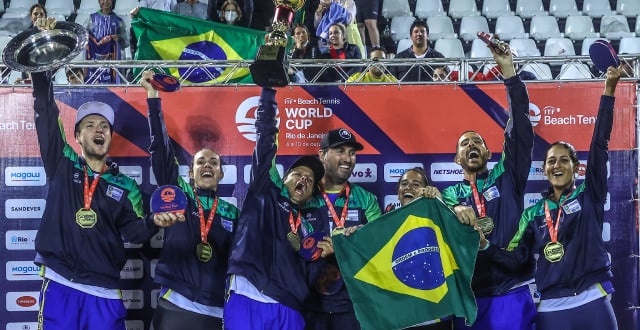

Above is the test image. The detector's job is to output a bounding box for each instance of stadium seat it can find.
[415,0,446,19]
[520,63,553,79]
[636,15,640,35]
[3,7,28,16]
[494,15,528,40]
[557,63,593,79]
[0,17,30,35]
[564,15,599,40]
[114,0,139,16]
[515,0,547,19]
[459,16,490,42]
[0,12,28,20]
[382,0,412,19]
[434,38,465,58]
[600,15,635,40]
[549,0,581,18]
[580,37,608,55]
[618,37,640,54]
[75,14,91,26]
[4,0,38,13]
[0,35,12,53]
[482,0,513,20]
[426,16,458,40]
[77,0,101,15]
[390,16,416,42]
[469,38,493,57]
[617,0,640,18]
[46,0,76,17]
[582,0,615,18]
[396,38,412,52]
[544,37,576,56]
[509,38,541,56]
[448,0,479,19]
[529,16,564,41]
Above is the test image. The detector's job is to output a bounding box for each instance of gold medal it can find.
[196,242,213,262]
[477,216,494,235]
[75,208,97,228]
[331,226,345,236]
[287,231,301,251]
[543,241,564,263]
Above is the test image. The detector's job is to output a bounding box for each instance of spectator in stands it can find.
[219,0,242,25]
[207,0,253,27]
[172,0,208,20]
[289,24,323,83]
[66,68,85,84]
[346,46,397,83]
[140,70,240,330]
[355,0,380,50]
[83,0,128,84]
[432,66,449,81]
[314,0,365,58]
[318,23,362,82]
[392,20,444,82]
[139,0,176,11]
[29,4,47,27]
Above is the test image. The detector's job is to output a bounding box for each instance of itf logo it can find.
[236,96,280,142]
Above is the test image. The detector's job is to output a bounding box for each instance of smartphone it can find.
[477,32,509,54]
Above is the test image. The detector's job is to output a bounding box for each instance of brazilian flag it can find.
[333,198,479,330]
[132,8,267,84]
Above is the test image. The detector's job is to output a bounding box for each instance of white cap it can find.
[75,101,115,128]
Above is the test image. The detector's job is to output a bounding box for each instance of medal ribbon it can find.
[289,210,302,236]
[321,184,351,229]
[469,181,488,217]
[82,165,105,210]
[544,187,576,243]
[193,190,218,244]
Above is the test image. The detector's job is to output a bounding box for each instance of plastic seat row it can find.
[384,0,640,19]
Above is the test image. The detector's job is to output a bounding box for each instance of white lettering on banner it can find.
[0,120,35,131]
[540,106,596,126]
[383,163,423,182]
[119,166,143,185]
[6,322,39,330]
[243,164,284,184]
[350,163,377,183]
[5,199,46,219]
[6,262,41,281]
[120,259,144,280]
[5,167,46,186]
[283,97,341,105]
[121,290,144,310]
[6,292,40,311]
[5,230,37,250]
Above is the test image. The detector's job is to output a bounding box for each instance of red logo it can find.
[16,295,36,307]
[161,187,176,202]
[578,164,587,176]
[303,237,316,249]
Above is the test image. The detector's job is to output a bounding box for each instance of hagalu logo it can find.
[5,167,46,186]
[6,291,40,311]
[6,261,41,281]
[383,163,423,182]
[236,96,280,142]
[529,103,541,127]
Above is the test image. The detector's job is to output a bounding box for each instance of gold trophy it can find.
[250,0,305,87]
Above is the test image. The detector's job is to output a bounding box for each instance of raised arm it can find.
[585,66,620,205]
[250,87,281,191]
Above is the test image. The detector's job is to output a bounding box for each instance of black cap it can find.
[320,128,364,150]
[287,155,325,183]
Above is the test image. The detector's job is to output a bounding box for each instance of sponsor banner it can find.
[431,162,497,182]
[243,164,284,184]
[350,163,377,183]
[4,199,46,219]
[150,229,164,249]
[6,261,41,281]
[5,230,37,250]
[383,195,400,211]
[123,241,144,249]
[150,289,160,309]
[150,259,158,279]
[220,196,238,207]
[6,322,39,330]
[6,292,39,311]
[150,165,190,186]
[383,163,423,183]
[120,259,144,280]
[119,166,143,185]
[121,290,144,310]
[124,320,144,330]
[4,167,46,187]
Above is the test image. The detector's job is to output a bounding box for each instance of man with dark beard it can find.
[301,128,382,329]
[441,40,536,330]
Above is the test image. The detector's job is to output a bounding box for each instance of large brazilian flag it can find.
[132,8,267,84]
[333,198,479,330]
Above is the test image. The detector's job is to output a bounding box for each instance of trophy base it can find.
[250,45,289,87]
